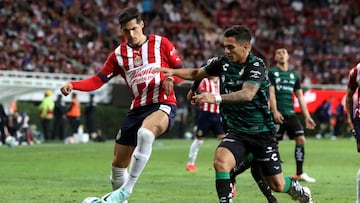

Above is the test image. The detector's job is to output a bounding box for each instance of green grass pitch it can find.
[0,137,358,202]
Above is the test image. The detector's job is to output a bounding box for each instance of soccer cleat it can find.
[288,178,312,203]
[101,187,130,203]
[186,164,197,172]
[294,173,316,183]
[303,187,313,203]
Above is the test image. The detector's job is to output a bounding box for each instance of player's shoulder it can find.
[349,63,360,77]
[205,56,225,65]
[247,53,266,68]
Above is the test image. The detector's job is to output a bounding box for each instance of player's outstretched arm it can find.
[153,67,207,81]
[295,89,316,129]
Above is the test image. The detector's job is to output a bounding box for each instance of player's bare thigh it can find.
[141,109,169,137]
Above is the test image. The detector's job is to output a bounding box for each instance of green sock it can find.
[215,171,232,202]
[283,176,292,193]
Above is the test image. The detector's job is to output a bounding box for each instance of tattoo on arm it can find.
[222,82,259,103]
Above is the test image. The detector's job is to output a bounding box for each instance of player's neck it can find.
[277,62,288,71]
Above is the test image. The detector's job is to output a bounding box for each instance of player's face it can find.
[223,37,250,63]
[121,19,145,46]
[274,48,289,64]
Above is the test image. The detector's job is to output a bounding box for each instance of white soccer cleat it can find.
[299,173,316,183]
[303,187,313,203]
[101,187,131,203]
[82,197,101,203]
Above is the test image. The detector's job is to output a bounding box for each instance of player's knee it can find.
[138,127,155,144]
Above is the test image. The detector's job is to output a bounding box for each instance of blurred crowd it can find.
[1,0,359,85]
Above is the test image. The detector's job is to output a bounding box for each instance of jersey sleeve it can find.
[71,51,120,91]
[243,60,266,83]
[293,71,301,90]
[203,57,222,76]
[348,66,358,90]
[161,36,185,84]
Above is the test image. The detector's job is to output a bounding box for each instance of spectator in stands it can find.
[38,90,55,141]
[66,93,81,137]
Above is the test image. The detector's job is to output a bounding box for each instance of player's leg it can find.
[257,134,312,203]
[102,104,175,203]
[250,161,278,203]
[186,137,204,171]
[110,144,134,190]
[121,110,169,193]
[214,134,247,203]
[186,111,207,171]
[288,117,316,183]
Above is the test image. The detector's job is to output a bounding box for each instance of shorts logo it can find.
[116,129,122,140]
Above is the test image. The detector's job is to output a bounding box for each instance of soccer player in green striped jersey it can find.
[268,48,317,183]
[155,25,312,203]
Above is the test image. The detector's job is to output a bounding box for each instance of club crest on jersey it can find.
[239,68,244,76]
[134,55,143,66]
[290,73,294,79]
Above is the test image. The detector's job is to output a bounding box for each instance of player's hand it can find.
[60,82,73,96]
[272,111,284,124]
[186,89,196,104]
[162,77,174,95]
[305,117,316,129]
[192,92,216,104]
[153,68,173,77]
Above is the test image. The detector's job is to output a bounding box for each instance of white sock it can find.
[110,166,128,190]
[187,139,204,165]
[357,168,360,203]
[122,127,155,193]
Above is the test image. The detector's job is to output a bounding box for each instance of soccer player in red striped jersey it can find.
[345,62,360,203]
[60,7,184,203]
[186,76,225,172]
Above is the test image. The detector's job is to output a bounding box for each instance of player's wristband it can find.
[215,95,222,104]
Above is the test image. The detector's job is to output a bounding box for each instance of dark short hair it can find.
[118,7,142,26]
[224,25,252,43]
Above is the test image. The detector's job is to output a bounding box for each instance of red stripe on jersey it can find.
[147,35,156,64]
[120,44,129,71]
[146,78,155,105]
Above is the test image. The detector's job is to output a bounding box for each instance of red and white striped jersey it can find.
[99,34,184,110]
[198,77,220,114]
[348,63,360,118]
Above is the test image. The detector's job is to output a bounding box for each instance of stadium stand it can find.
[0,0,360,86]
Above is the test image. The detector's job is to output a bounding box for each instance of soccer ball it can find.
[82,197,101,203]
[5,136,17,148]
